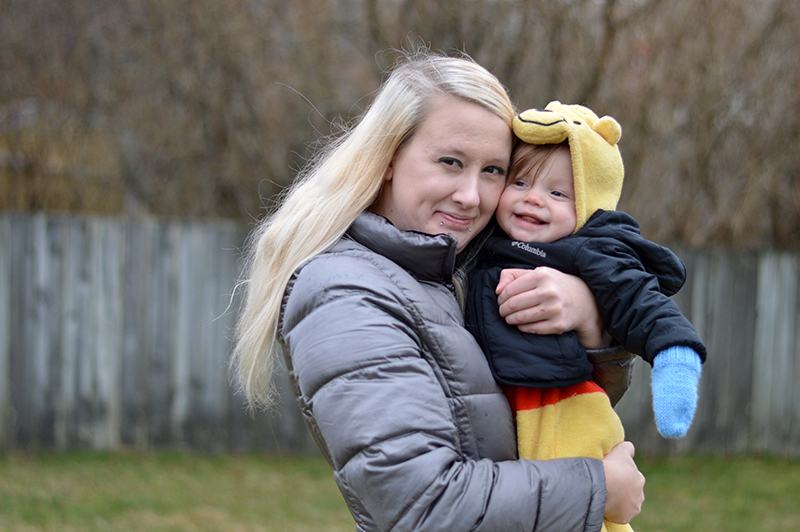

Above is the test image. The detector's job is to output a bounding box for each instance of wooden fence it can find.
[0,213,317,455]
[1,213,799,456]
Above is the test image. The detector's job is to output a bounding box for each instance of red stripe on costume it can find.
[504,381,605,413]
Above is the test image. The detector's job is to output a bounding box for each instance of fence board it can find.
[75,218,101,448]
[1,213,800,456]
[47,218,70,449]
[718,252,758,454]
[9,217,38,446]
[793,285,800,450]
[687,249,757,454]
[58,217,87,447]
[752,253,799,453]
[0,217,9,447]
[120,218,156,448]
[94,219,125,449]
[149,222,179,447]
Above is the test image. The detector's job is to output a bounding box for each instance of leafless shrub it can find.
[1,0,798,248]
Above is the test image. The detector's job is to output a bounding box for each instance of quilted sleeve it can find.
[281,253,607,532]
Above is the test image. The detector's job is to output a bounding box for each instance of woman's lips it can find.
[439,212,473,228]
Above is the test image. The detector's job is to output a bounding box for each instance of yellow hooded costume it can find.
[509,102,631,532]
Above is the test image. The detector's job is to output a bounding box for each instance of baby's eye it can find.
[551,190,570,199]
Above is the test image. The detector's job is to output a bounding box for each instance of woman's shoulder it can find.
[283,235,461,333]
[296,237,414,291]
[282,239,414,324]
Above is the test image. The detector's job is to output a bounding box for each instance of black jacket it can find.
[466,210,707,388]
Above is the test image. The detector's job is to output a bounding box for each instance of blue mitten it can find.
[651,346,702,438]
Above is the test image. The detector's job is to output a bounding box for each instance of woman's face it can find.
[370,95,512,252]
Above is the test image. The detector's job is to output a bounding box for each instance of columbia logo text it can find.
[511,241,546,258]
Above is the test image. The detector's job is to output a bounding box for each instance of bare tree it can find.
[1,0,798,248]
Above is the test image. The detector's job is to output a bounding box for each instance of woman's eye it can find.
[484,165,507,177]
[438,157,462,168]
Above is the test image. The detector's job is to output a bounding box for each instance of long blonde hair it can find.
[232,50,515,410]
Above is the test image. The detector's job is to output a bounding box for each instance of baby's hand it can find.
[650,346,703,438]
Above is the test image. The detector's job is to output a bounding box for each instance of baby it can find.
[466,102,707,532]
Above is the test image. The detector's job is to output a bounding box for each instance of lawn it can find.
[633,454,800,531]
[0,451,353,532]
[0,451,798,531]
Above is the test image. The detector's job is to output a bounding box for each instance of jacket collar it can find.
[347,211,458,284]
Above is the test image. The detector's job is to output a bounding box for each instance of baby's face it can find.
[496,145,577,243]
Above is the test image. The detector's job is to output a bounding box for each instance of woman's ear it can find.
[382,160,394,182]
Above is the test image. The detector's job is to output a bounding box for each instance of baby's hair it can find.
[508,141,569,185]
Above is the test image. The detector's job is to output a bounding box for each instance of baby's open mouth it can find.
[515,214,546,225]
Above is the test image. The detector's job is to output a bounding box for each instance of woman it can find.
[233,50,644,531]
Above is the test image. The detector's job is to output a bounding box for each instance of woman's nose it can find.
[452,175,481,209]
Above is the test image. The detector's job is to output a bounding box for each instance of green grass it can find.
[0,451,798,531]
[633,454,800,532]
[0,451,353,532]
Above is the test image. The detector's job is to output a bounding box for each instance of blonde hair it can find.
[231,49,515,410]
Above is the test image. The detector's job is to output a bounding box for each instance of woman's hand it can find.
[495,267,608,348]
[602,442,645,524]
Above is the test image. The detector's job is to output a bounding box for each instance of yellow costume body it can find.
[506,382,632,532]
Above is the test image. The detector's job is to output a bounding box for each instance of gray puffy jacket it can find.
[280,211,607,532]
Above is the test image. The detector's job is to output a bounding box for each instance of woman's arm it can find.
[495,267,608,348]
[283,254,608,531]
